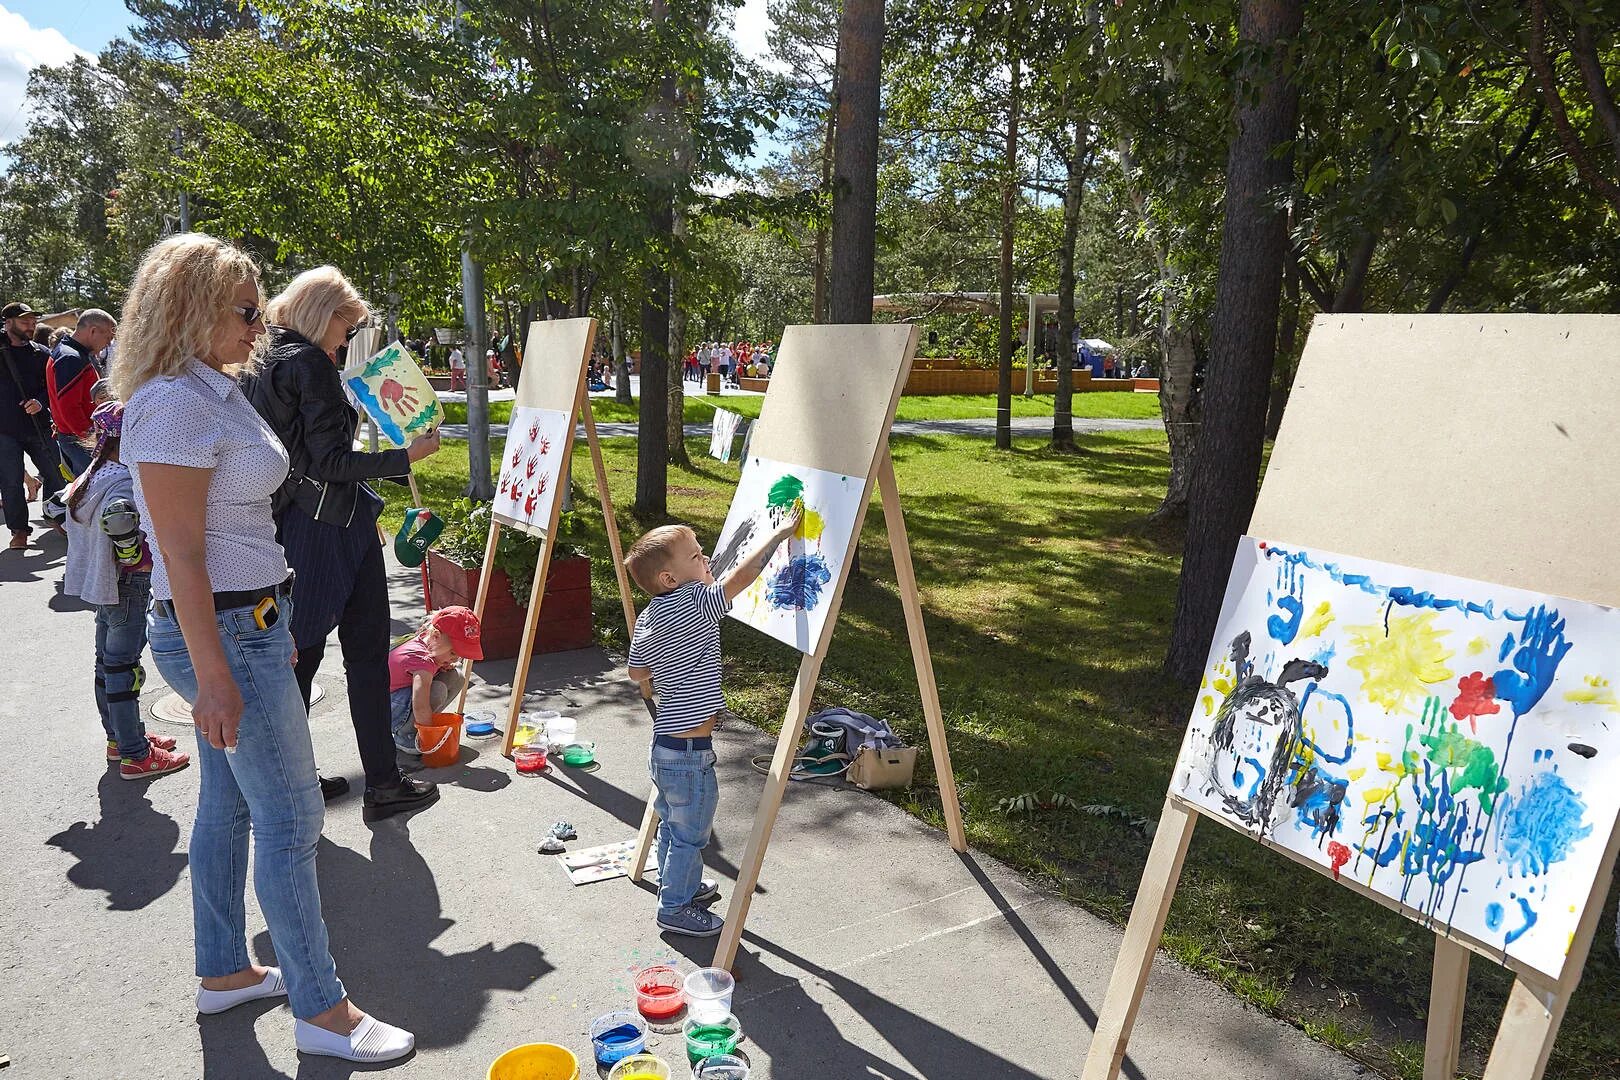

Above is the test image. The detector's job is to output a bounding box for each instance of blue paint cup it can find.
[591,1010,647,1066]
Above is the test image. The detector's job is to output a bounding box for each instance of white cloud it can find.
[0,4,94,143]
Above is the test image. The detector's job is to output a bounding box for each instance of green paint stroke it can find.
[767,475,805,510]
[1420,726,1508,812]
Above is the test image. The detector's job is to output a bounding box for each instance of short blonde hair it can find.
[110,233,264,402]
[266,265,370,345]
[625,524,696,595]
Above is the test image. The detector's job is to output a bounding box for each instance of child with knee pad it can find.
[62,401,189,778]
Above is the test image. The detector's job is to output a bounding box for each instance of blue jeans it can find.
[650,745,718,916]
[0,427,63,533]
[148,599,346,1019]
[97,573,152,760]
[55,432,92,477]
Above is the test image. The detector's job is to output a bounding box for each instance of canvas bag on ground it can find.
[848,744,917,790]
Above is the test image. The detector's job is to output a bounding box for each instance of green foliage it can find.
[432,495,588,606]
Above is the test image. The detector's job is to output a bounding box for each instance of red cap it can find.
[430,606,483,660]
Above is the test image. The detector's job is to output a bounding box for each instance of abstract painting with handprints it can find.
[492,405,572,537]
[1173,536,1620,980]
[340,340,442,448]
[710,454,864,654]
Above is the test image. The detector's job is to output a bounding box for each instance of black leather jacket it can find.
[247,327,410,527]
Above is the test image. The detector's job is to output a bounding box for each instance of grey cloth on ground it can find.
[806,707,904,758]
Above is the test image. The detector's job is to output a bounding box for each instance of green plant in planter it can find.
[432,497,588,606]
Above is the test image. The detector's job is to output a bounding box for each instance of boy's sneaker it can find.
[108,734,179,761]
[121,744,190,780]
[657,904,724,938]
[692,878,720,904]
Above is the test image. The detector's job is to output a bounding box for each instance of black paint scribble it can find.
[710,515,757,578]
[1568,742,1597,759]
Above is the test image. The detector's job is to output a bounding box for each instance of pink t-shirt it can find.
[388,638,443,692]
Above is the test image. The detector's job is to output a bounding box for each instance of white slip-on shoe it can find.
[295,1015,415,1063]
[195,968,287,1015]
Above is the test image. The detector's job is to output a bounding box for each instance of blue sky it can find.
[7,0,133,54]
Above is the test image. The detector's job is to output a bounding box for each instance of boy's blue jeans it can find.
[649,743,718,916]
[148,599,346,1020]
[96,572,152,760]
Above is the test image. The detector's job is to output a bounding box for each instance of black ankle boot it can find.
[362,776,439,822]
[318,775,350,801]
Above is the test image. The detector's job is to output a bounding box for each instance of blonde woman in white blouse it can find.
[114,234,413,1064]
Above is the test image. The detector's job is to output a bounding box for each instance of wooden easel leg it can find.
[1479,977,1565,1080]
[711,651,826,971]
[876,449,966,851]
[454,520,503,715]
[500,540,556,757]
[581,395,639,638]
[1424,936,1469,1080]
[1080,798,1198,1080]
[629,790,660,883]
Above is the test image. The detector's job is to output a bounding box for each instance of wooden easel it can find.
[624,323,968,971]
[1081,314,1620,1080]
[449,318,643,750]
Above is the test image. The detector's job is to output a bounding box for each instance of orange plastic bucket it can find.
[415,711,463,767]
[487,1042,579,1080]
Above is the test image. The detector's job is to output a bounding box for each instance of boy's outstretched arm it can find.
[721,502,802,601]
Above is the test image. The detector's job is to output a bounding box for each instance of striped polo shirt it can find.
[628,580,731,736]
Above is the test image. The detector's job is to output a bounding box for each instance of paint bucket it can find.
[464,710,498,739]
[691,1054,750,1079]
[634,964,685,1022]
[682,1013,742,1064]
[590,1010,647,1067]
[682,968,734,1024]
[561,741,596,767]
[514,742,548,774]
[608,1055,673,1080]
[545,714,577,751]
[486,1042,580,1080]
[415,712,463,768]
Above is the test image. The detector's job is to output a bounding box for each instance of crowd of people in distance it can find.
[684,340,774,387]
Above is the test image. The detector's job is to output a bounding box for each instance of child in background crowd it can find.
[387,606,482,754]
[62,402,189,779]
[623,502,802,937]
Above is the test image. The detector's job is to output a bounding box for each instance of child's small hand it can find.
[774,499,803,540]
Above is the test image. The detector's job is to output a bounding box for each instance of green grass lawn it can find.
[384,432,1620,1080]
[438,390,1161,428]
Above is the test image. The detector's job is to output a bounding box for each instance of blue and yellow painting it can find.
[1174,536,1620,980]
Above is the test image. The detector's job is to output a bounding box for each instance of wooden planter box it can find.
[426,551,593,661]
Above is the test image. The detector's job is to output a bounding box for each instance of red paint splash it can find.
[1449,671,1501,733]
[1327,841,1351,881]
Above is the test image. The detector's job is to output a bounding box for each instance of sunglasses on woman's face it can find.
[231,305,264,326]
[344,315,372,343]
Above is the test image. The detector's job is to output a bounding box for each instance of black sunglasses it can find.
[231,304,264,326]
[344,315,373,343]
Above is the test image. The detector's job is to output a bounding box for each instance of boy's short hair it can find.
[625,524,696,596]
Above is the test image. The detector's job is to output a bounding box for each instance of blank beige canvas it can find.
[514,318,593,414]
[748,323,919,480]
[1251,314,1620,608]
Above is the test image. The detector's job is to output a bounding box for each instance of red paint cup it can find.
[634,965,685,1021]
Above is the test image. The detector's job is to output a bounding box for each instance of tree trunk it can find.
[995,50,1021,451]
[611,304,633,405]
[813,91,837,323]
[1151,324,1198,521]
[1052,120,1085,453]
[635,0,675,518]
[668,204,691,467]
[828,0,882,324]
[1265,259,1302,439]
[1164,0,1303,684]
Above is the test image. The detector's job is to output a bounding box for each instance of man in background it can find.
[47,309,116,476]
[0,302,64,549]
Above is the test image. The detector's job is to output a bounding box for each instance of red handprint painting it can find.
[494,404,571,536]
[376,378,420,416]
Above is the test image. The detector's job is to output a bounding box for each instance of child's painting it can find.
[557,839,657,886]
[1174,536,1620,980]
[709,408,744,463]
[711,454,865,654]
[493,405,572,537]
[340,341,442,448]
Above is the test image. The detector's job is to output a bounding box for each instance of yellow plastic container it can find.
[487,1042,580,1080]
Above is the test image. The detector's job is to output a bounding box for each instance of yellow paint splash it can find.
[1346,611,1454,715]
[1564,675,1620,713]
[1200,694,1215,717]
[1467,635,1488,656]
[1299,601,1335,639]
[795,507,825,542]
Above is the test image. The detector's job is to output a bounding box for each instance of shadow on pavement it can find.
[45,767,188,911]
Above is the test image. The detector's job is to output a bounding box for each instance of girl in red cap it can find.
[387,605,483,755]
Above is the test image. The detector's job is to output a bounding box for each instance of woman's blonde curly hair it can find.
[109,232,266,402]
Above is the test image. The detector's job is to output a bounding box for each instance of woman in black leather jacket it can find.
[251,266,441,821]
